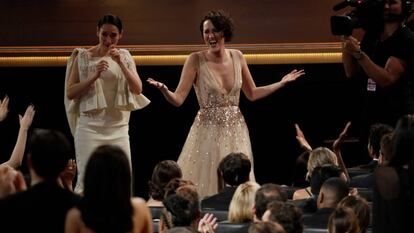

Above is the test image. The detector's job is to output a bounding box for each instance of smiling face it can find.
[97,23,122,49]
[202,20,225,52]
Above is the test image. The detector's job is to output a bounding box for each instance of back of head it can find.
[264,201,303,233]
[80,145,133,233]
[390,114,414,167]
[228,181,260,223]
[28,128,71,180]
[307,147,337,179]
[368,123,393,158]
[163,188,200,228]
[249,221,286,233]
[149,160,183,201]
[319,178,349,208]
[255,183,288,219]
[164,178,195,199]
[310,165,342,195]
[338,196,370,233]
[328,207,361,233]
[379,132,394,165]
[219,152,252,186]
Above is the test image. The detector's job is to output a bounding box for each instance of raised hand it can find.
[93,60,109,79]
[198,213,218,233]
[281,69,305,83]
[333,121,352,150]
[59,159,76,191]
[19,105,35,131]
[0,95,9,122]
[295,124,312,152]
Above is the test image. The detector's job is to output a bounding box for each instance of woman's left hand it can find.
[281,69,305,83]
[109,45,122,64]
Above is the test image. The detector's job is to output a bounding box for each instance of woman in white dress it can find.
[65,14,150,193]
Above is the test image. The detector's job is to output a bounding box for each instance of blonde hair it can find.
[228,181,261,223]
[307,147,338,179]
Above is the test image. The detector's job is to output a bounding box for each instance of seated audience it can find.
[262,201,303,233]
[0,128,80,233]
[65,145,153,233]
[254,183,288,222]
[338,195,370,233]
[202,152,251,211]
[328,206,361,233]
[228,181,260,223]
[303,177,349,229]
[147,160,182,207]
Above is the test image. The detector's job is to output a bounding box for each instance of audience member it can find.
[262,201,303,233]
[0,100,35,168]
[303,177,349,229]
[147,160,183,207]
[328,206,361,233]
[202,152,251,210]
[228,181,260,223]
[0,128,80,233]
[372,114,414,233]
[65,145,152,233]
[338,195,371,233]
[254,183,288,222]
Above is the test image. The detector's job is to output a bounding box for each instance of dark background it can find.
[0,63,369,199]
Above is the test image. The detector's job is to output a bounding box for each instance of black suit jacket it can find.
[303,208,334,229]
[201,186,237,210]
[0,181,80,233]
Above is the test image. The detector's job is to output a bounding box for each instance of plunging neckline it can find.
[203,50,237,95]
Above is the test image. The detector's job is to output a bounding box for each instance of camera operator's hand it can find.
[341,36,361,55]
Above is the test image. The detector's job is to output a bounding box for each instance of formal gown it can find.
[177,49,255,198]
[64,48,150,193]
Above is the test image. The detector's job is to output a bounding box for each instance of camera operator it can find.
[342,0,414,130]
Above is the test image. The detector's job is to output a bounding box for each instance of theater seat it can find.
[150,206,164,219]
[215,222,250,233]
[201,209,229,222]
[303,227,327,233]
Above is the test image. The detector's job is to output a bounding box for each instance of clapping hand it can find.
[295,124,312,152]
[147,78,168,91]
[281,69,305,83]
[198,213,218,233]
[108,45,122,64]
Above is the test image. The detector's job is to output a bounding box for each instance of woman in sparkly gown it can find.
[147,10,304,197]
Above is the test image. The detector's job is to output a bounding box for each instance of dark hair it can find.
[368,123,393,158]
[218,152,251,186]
[390,114,414,167]
[380,132,394,164]
[199,10,234,42]
[338,195,370,233]
[98,14,123,33]
[79,145,133,233]
[321,177,349,204]
[27,129,71,179]
[255,183,288,219]
[310,164,342,195]
[266,201,303,233]
[149,160,182,200]
[328,207,360,233]
[249,221,286,233]
[164,178,195,199]
[163,189,200,228]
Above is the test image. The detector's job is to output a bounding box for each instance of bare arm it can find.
[110,47,142,94]
[1,105,35,168]
[295,124,312,152]
[239,50,305,101]
[66,56,108,100]
[147,53,198,107]
[332,121,352,182]
[342,36,405,87]
[64,208,81,233]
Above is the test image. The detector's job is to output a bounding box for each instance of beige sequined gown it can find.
[177,49,255,198]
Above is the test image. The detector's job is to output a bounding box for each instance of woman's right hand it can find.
[0,95,9,122]
[295,124,312,152]
[92,60,109,80]
[19,105,35,131]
